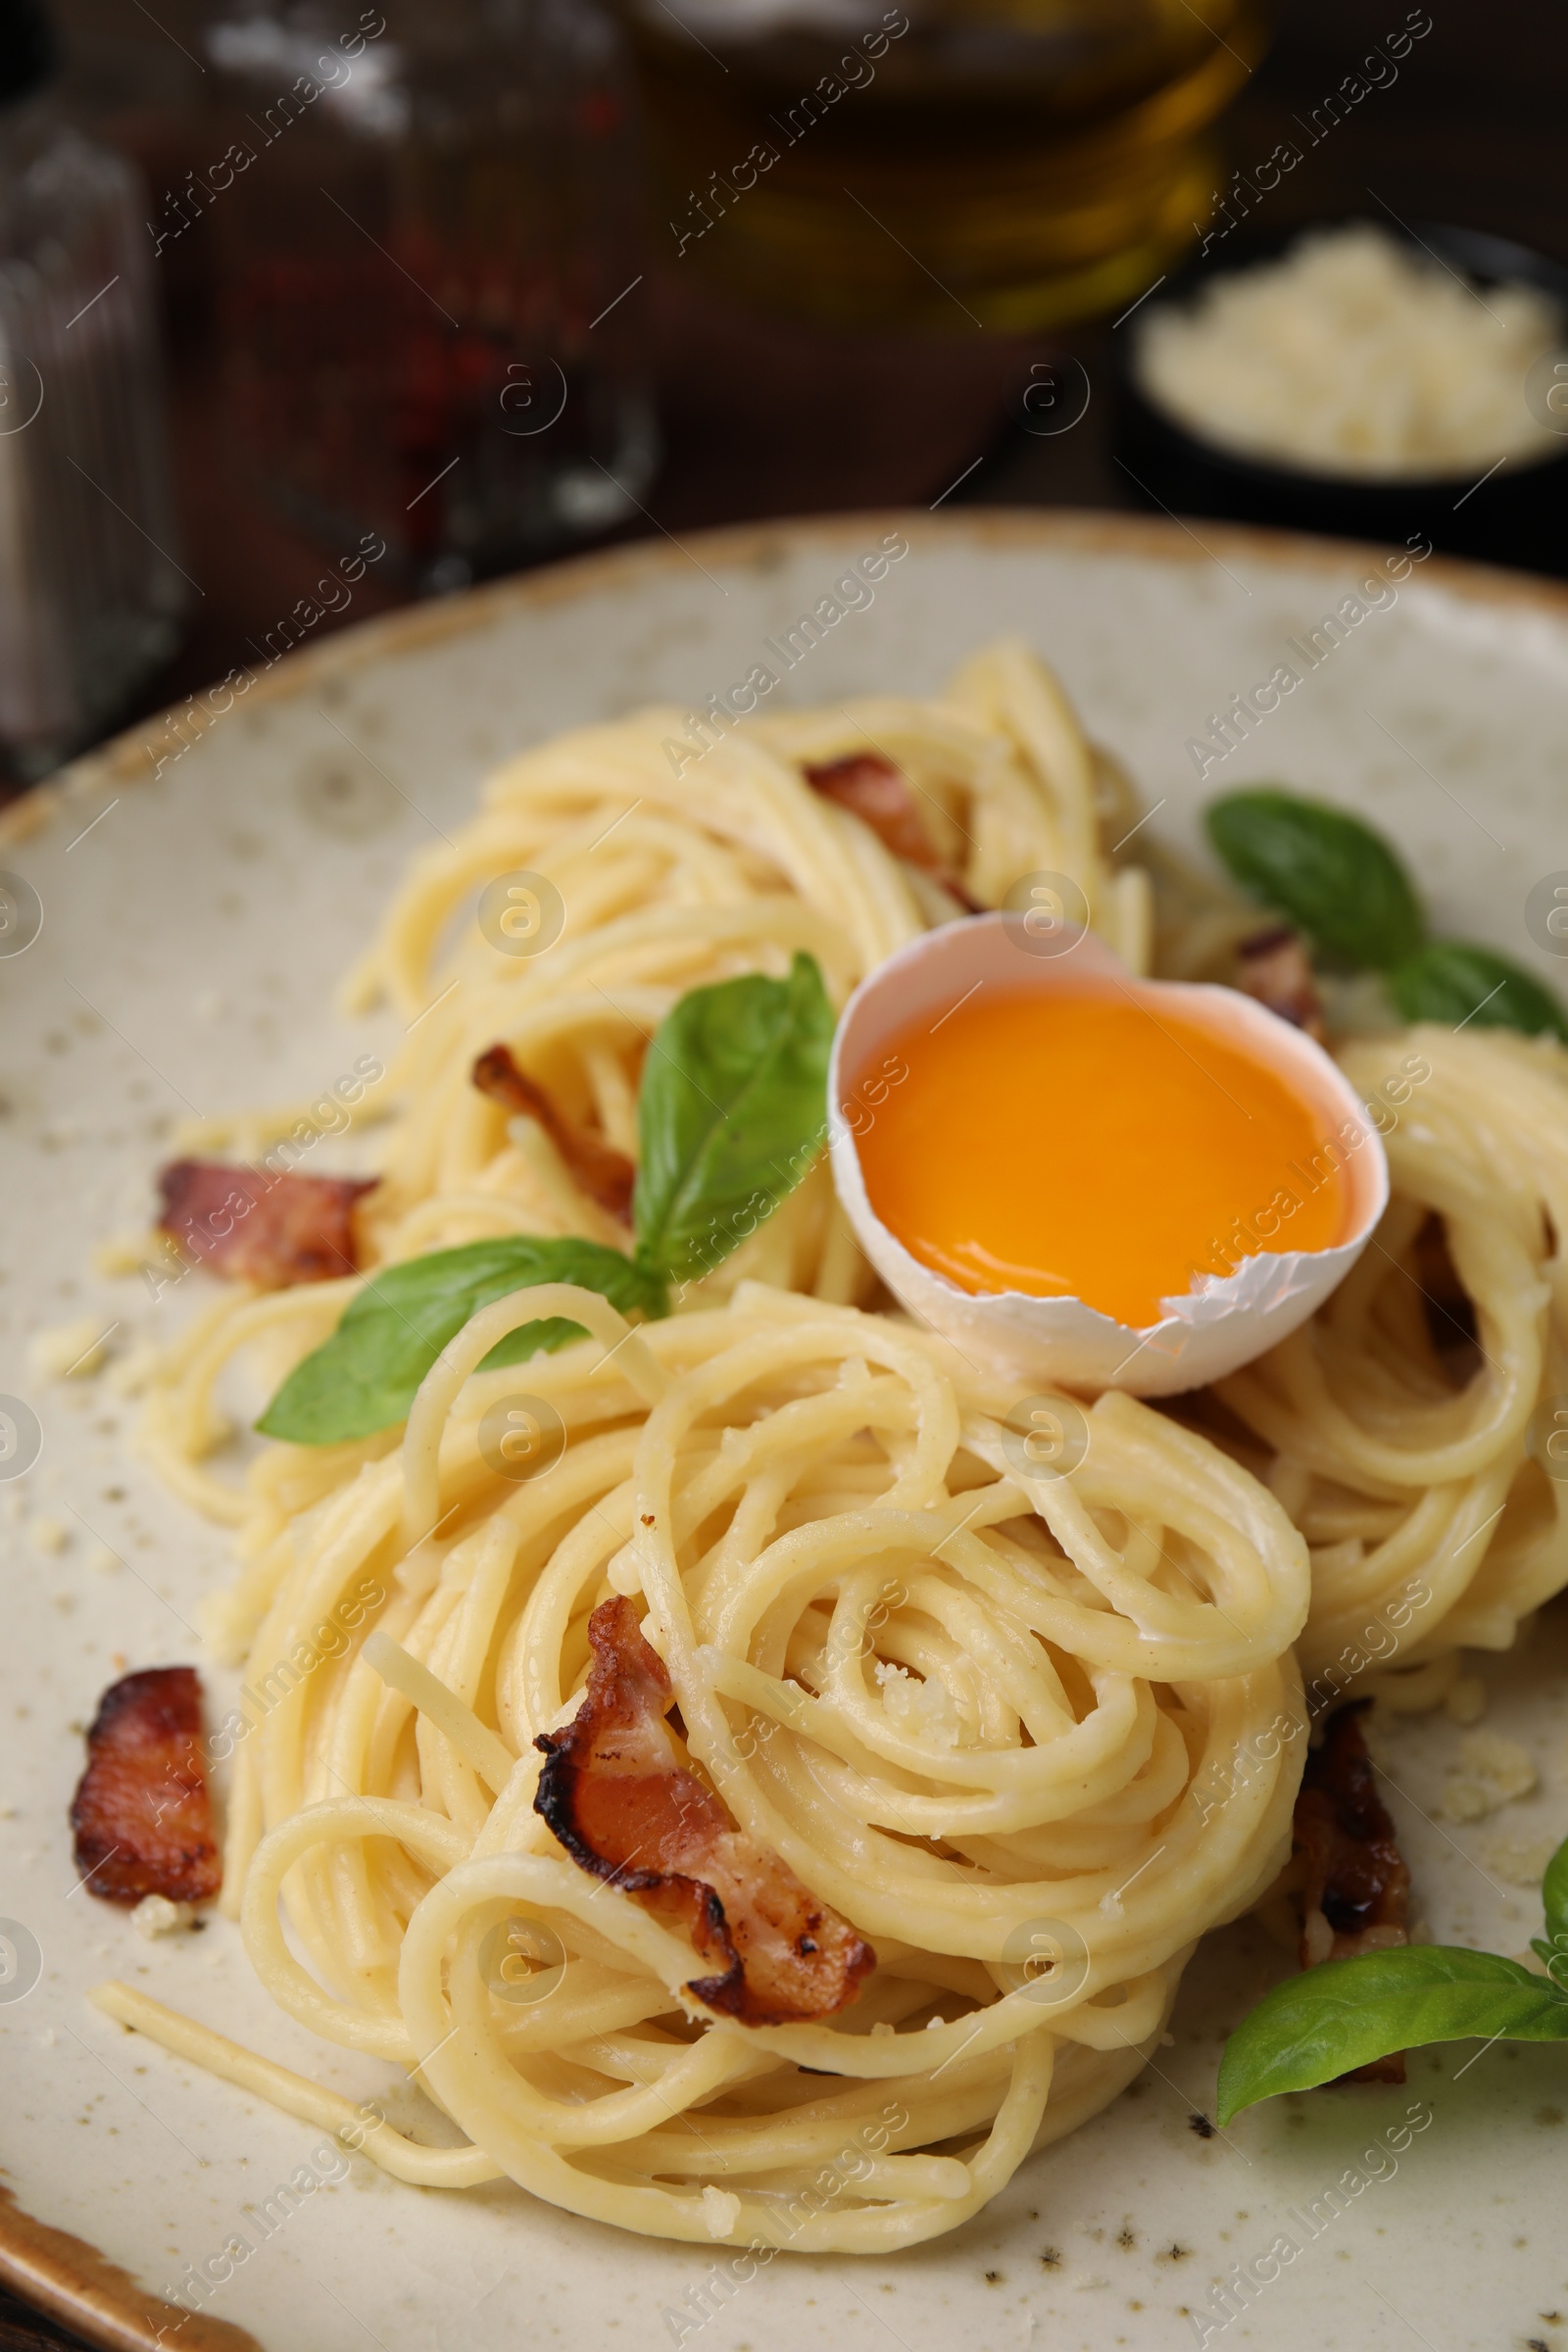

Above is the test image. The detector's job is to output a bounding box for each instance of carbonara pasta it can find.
[1210,1025,1568,1708]
[99,1284,1307,2250]
[95,633,1568,2254]
[138,639,1151,1526]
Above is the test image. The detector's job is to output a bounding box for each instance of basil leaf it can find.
[1388,941,1568,1040]
[632,951,834,1287]
[257,1236,665,1446]
[1530,1832,1568,1984]
[1543,1833,1568,1949]
[255,952,834,1444]
[1206,789,1425,969]
[1216,1944,1568,2125]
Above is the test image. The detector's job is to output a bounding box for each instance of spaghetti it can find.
[99,636,1568,2251]
[138,640,1151,1527]
[1209,1024,1568,1706]
[99,1283,1307,2250]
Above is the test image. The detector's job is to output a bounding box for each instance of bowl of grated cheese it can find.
[1116,220,1568,575]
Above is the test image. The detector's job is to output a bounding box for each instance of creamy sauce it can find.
[855,987,1350,1328]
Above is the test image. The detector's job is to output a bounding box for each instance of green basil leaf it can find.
[1206,788,1426,969]
[257,1236,665,1446]
[1530,1833,1568,1984]
[1216,1944,1568,2125]
[1543,1834,1568,1950]
[1387,941,1568,1040]
[1529,1937,1568,1986]
[255,954,834,1444]
[632,951,834,1287]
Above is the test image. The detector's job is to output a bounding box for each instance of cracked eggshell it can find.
[828,913,1389,1398]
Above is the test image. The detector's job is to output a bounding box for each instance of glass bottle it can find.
[617,0,1274,331]
[195,0,659,592]
[0,1,184,778]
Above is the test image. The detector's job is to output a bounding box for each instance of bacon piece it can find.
[70,1667,220,1906]
[159,1160,376,1288]
[535,1597,875,2026]
[1295,1701,1409,2083]
[1235,925,1326,1040]
[804,754,981,912]
[472,1044,636,1225]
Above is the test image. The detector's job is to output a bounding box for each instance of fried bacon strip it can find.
[70,1667,220,1906]
[803,754,980,912]
[159,1159,377,1288]
[1235,924,1326,1040]
[535,1597,875,2025]
[1295,1700,1410,2082]
[472,1044,636,1224]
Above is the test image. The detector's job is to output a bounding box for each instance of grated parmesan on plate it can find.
[28,1314,115,1379]
[1439,1731,1539,1822]
[874,1657,966,1748]
[1443,1673,1488,1726]
[131,1894,195,1938]
[1137,224,1565,478]
[701,2184,742,2238]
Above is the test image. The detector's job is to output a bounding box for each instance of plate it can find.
[4,511,1568,2352]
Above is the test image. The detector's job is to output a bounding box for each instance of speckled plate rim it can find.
[6,503,1568,2352]
[6,505,1568,863]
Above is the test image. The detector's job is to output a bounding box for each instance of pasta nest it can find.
[129,1282,1313,2251]
[1217,1023,1568,1708]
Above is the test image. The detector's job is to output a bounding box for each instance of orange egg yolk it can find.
[854,986,1351,1329]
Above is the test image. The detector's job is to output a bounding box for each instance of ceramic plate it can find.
[4,512,1568,2352]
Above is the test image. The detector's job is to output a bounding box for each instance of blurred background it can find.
[0,0,1562,794]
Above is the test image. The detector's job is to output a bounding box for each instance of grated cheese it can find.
[131,1894,195,1938]
[29,1314,114,1379]
[1138,224,1565,477]
[1440,1730,1539,1822]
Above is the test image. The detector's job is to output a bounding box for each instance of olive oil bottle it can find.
[620,0,1272,330]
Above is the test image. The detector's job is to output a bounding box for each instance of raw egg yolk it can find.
[855,986,1350,1329]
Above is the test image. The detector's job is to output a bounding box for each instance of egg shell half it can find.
[828,913,1390,1398]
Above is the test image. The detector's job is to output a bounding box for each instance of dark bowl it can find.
[1113,220,1568,577]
